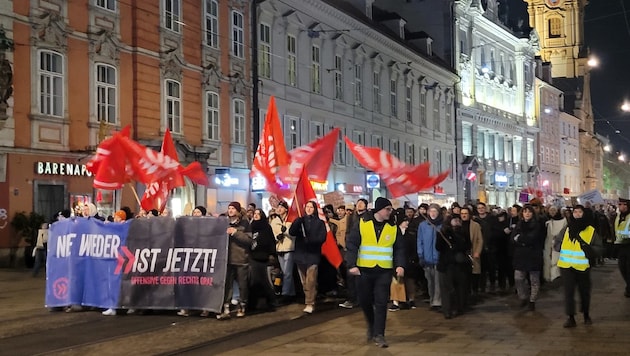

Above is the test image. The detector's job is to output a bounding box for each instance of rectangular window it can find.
[204,0,218,48]
[310,122,323,141]
[391,140,399,159]
[505,139,512,162]
[462,124,472,156]
[354,64,362,105]
[477,130,485,158]
[390,79,397,118]
[445,106,452,135]
[96,0,116,11]
[334,55,343,100]
[165,80,181,133]
[96,64,116,124]
[405,85,412,122]
[421,146,429,163]
[311,45,321,93]
[233,99,245,144]
[164,0,181,33]
[447,152,454,179]
[372,135,382,149]
[39,51,64,117]
[549,18,562,38]
[373,71,380,112]
[232,11,244,58]
[433,95,440,131]
[406,143,415,164]
[285,116,300,150]
[206,91,219,140]
[334,127,346,165]
[259,23,271,78]
[287,35,297,86]
[527,138,535,166]
[435,150,442,174]
[420,91,427,127]
[353,131,365,166]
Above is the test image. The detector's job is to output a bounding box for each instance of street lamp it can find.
[587,56,599,68]
[622,102,630,112]
[604,144,612,152]
[619,153,626,162]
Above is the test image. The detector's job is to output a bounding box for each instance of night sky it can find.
[507,0,630,152]
[584,0,630,153]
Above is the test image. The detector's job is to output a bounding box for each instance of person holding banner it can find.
[249,209,279,311]
[289,201,327,314]
[217,202,252,320]
[346,197,405,348]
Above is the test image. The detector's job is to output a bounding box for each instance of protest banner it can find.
[45,217,228,311]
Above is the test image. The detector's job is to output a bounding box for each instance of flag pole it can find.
[127,183,142,208]
[294,192,302,217]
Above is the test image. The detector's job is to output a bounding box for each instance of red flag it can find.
[288,169,343,268]
[251,96,290,195]
[87,127,132,190]
[344,137,449,198]
[278,128,340,185]
[140,129,209,211]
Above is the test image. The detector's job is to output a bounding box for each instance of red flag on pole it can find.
[288,169,343,268]
[278,127,340,185]
[344,137,449,197]
[251,96,290,196]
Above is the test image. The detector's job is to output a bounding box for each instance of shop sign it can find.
[35,161,92,177]
[311,180,328,192]
[215,173,239,187]
[346,184,364,194]
[495,173,508,187]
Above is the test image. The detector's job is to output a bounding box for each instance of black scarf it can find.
[550,210,564,221]
[427,214,444,226]
[567,217,589,241]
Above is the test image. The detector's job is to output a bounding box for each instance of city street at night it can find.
[2,261,629,355]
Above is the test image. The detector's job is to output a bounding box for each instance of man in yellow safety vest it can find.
[346,197,405,348]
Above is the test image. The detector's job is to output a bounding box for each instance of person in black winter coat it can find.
[436,216,472,319]
[249,209,278,311]
[511,205,544,311]
[289,201,327,313]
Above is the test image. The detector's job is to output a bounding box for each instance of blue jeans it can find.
[278,251,295,296]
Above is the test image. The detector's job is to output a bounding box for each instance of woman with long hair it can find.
[249,209,278,311]
[289,201,327,314]
[511,205,544,311]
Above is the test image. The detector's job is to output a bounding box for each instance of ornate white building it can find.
[376,0,539,207]
[255,0,459,207]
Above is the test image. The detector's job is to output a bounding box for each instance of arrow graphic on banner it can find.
[115,246,136,274]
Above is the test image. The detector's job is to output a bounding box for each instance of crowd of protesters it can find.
[45,195,629,346]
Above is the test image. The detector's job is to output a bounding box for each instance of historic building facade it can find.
[0,0,253,255]
[535,60,564,200]
[525,0,603,194]
[255,0,459,208]
[377,0,539,207]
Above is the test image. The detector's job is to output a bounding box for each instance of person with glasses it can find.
[346,197,405,348]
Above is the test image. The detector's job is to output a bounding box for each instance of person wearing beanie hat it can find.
[192,206,207,217]
[346,196,405,348]
[214,201,252,320]
[228,201,242,213]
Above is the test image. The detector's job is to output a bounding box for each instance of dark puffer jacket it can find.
[289,213,326,266]
[511,218,544,272]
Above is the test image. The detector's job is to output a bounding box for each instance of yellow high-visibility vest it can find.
[558,226,594,271]
[357,219,397,268]
[614,215,630,244]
